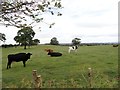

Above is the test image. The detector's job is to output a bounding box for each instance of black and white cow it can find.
[68,45,78,53]
[7,53,32,69]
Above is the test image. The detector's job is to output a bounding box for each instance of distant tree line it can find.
[80,43,119,46]
[1,42,41,48]
[57,43,119,46]
[1,42,118,48]
[1,44,19,48]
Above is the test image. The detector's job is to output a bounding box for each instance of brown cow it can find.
[45,49,53,53]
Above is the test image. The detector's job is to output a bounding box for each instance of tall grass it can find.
[3,68,118,88]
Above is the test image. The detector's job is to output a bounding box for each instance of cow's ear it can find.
[27,53,32,55]
[29,53,32,55]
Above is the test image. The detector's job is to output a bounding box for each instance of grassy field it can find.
[2,45,118,88]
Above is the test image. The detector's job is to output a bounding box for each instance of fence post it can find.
[32,70,42,88]
[36,75,42,88]
[32,70,37,88]
[88,68,92,88]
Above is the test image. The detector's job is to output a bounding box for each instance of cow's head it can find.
[45,49,53,53]
[26,53,32,59]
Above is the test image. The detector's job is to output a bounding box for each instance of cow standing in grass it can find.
[7,53,32,69]
[68,45,78,53]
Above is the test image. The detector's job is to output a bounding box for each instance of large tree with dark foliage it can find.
[72,38,81,45]
[14,26,35,49]
[32,39,40,45]
[50,37,59,45]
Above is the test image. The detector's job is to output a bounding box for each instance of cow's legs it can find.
[7,61,12,69]
[7,63,9,69]
[75,49,77,52]
[23,61,26,67]
[68,49,71,53]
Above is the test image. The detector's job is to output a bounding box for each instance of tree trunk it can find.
[24,44,27,49]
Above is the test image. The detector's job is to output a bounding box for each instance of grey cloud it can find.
[71,9,109,19]
[84,34,118,38]
[83,9,110,17]
[76,23,117,28]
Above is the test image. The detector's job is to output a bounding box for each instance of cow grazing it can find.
[68,45,78,53]
[47,52,62,57]
[7,53,32,69]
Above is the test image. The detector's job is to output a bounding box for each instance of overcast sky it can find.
[0,0,119,45]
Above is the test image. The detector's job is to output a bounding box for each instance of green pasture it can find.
[2,45,118,88]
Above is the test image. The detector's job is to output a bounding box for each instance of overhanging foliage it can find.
[0,0,62,28]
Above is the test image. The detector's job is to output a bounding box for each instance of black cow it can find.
[7,53,32,69]
[47,52,62,57]
[113,44,118,47]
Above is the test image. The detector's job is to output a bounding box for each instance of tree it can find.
[14,36,21,45]
[0,0,62,29]
[31,39,40,45]
[14,26,35,49]
[72,38,81,45]
[50,37,59,45]
[0,33,6,42]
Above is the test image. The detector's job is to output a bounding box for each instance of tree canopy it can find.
[0,0,62,29]
[14,26,35,49]
[31,39,40,45]
[50,37,59,45]
[72,38,81,45]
